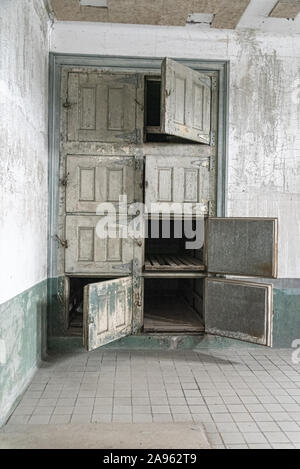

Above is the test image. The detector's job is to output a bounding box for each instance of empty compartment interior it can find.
[145,218,205,271]
[144,78,196,144]
[146,79,161,127]
[68,277,110,335]
[144,277,204,332]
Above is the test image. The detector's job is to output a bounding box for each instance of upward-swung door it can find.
[65,60,212,145]
[161,58,212,144]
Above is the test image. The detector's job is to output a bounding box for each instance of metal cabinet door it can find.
[66,71,142,143]
[161,58,211,144]
[204,217,278,346]
[145,155,210,215]
[66,155,136,213]
[65,215,133,274]
[205,278,273,346]
[84,277,132,351]
[206,217,278,278]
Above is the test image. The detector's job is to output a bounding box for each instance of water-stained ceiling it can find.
[50,0,300,29]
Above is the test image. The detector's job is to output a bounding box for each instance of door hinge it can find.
[208,200,217,216]
[134,98,144,110]
[63,99,72,109]
[60,172,69,187]
[134,292,142,307]
[135,239,143,247]
[135,158,143,171]
[54,235,68,249]
[191,158,209,169]
[211,76,217,90]
[136,129,142,144]
[132,258,140,275]
[209,157,216,172]
[210,131,216,147]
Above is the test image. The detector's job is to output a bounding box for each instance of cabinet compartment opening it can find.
[68,277,111,335]
[144,78,198,144]
[144,277,204,332]
[145,218,205,272]
[146,79,161,127]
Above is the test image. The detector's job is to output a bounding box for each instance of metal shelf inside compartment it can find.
[145,253,205,272]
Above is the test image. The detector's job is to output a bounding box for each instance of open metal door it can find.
[204,217,278,346]
[206,217,278,278]
[83,277,132,351]
[205,278,273,346]
[161,58,211,144]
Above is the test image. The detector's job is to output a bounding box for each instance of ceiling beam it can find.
[211,0,251,29]
[269,0,300,18]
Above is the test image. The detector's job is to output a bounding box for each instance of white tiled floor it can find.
[6,348,300,449]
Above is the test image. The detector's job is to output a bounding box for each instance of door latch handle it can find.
[60,172,69,187]
[134,98,144,110]
[54,235,68,249]
[63,99,72,109]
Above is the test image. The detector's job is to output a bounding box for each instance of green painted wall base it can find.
[47,278,300,353]
[273,288,300,348]
[0,280,47,426]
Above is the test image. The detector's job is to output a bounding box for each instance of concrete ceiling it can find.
[50,0,300,29]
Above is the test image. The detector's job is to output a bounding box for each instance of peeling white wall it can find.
[0,0,50,304]
[228,30,300,280]
[52,22,300,278]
